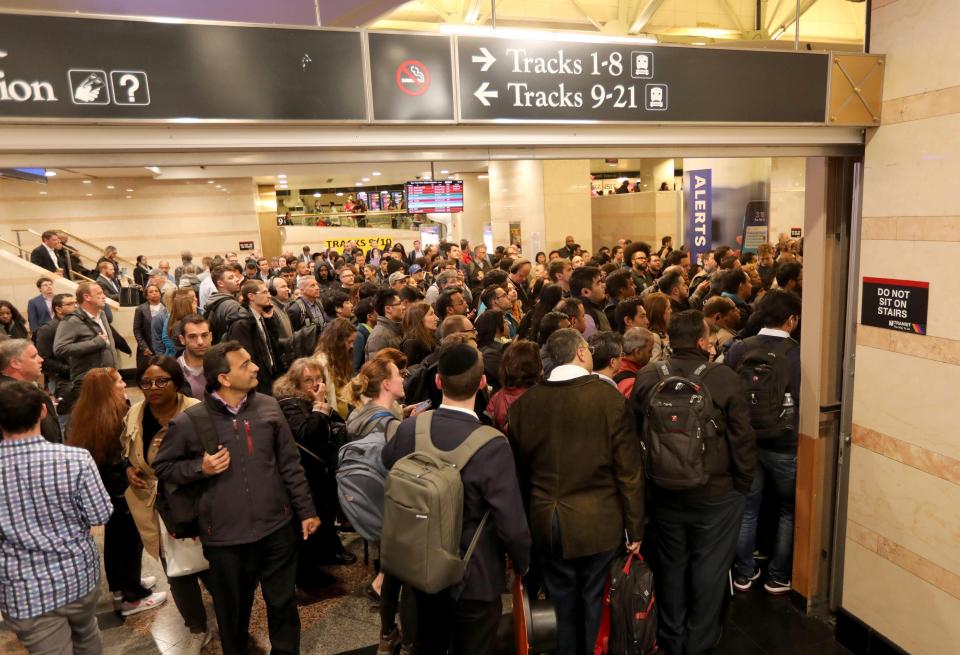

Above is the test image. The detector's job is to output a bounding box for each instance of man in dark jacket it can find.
[570,266,611,334]
[0,339,62,443]
[35,294,76,426]
[509,328,644,655]
[153,341,319,655]
[632,310,755,655]
[226,280,283,394]
[204,264,245,343]
[724,290,801,595]
[53,282,120,399]
[364,289,405,361]
[29,230,63,273]
[382,343,531,655]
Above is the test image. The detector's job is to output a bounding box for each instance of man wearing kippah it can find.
[382,343,531,655]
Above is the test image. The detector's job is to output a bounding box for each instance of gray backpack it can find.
[336,409,397,542]
[380,410,502,594]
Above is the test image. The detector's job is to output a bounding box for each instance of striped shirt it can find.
[0,436,113,619]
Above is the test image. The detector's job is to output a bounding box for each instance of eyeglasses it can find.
[139,377,172,390]
[459,328,479,335]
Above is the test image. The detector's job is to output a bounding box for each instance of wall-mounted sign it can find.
[684,169,712,266]
[455,37,828,122]
[790,227,803,239]
[238,241,255,251]
[741,200,770,253]
[861,277,929,335]
[0,14,366,120]
[368,32,454,122]
[322,236,394,253]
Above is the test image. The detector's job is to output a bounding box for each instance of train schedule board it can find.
[456,36,829,123]
[406,180,464,213]
[0,14,367,121]
[860,277,929,335]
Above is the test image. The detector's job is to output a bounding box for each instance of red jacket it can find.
[616,358,644,399]
[485,386,530,432]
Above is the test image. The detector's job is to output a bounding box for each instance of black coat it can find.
[29,244,59,272]
[631,347,756,500]
[225,309,285,394]
[382,408,532,601]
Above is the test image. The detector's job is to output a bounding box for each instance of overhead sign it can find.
[456,36,828,122]
[0,14,366,120]
[861,277,929,335]
[368,32,454,121]
[684,169,712,267]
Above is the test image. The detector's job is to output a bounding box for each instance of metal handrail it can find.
[0,235,96,284]
[20,227,137,285]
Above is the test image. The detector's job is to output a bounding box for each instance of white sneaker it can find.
[120,590,167,616]
[141,576,157,589]
[184,630,212,653]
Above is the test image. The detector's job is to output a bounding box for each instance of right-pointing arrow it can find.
[474,82,498,107]
[471,47,496,72]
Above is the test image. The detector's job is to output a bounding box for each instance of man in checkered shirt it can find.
[0,380,113,654]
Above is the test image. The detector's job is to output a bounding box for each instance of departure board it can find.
[406,180,464,213]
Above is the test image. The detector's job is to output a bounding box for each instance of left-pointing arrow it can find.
[474,82,498,107]
[471,47,496,72]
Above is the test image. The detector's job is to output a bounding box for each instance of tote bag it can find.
[158,515,209,578]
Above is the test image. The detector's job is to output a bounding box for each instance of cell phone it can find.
[411,399,432,413]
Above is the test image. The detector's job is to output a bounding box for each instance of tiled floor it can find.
[1,535,850,655]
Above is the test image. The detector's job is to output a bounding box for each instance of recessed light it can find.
[313,192,321,197]
[362,177,370,182]
[44,170,57,177]
[125,188,134,192]
[82,180,92,184]
[277,174,287,179]
[440,170,449,174]
[372,171,381,176]
[125,195,132,199]
[106,185,115,189]
[336,192,344,197]
[447,175,454,179]
[422,172,431,177]
[207,180,214,184]
[477,174,489,179]
[39,191,47,195]
[355,182,362,186]
[85,193,92,197]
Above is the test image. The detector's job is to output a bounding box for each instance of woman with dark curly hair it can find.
[313,317,357,417]
[0,300,29,339]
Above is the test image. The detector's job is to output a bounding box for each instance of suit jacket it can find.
[28,294,53,333]
[96,275,121,302]
[508,374,645,559]
[382,407,531,601]
[132,302,159,355]
[30,244,60,272]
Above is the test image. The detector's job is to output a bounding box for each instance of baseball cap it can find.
[388,271,409,285]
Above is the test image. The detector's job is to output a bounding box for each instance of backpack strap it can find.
[655,362,670,381]
[413,409,436,453]
[184,403,219,455]
[446,425,504,471]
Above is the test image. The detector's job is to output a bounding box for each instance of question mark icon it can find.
[118,74,140,102]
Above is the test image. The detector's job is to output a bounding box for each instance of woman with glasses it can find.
[273,358,353,589]
[70,367,168,618]
[120,356,210,646]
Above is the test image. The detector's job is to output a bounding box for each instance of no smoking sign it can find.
[396,60,430,96]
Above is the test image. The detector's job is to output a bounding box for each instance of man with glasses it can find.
[364,289,406,360]
[625,242,653,291]
[35,293,77,427]
[335,267,356,292]
[508,328,644,655]
[177,315,212,399]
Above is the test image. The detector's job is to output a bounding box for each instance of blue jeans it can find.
[733,449,797,582]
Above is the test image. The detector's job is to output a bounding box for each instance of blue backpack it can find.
[336,410,396,542]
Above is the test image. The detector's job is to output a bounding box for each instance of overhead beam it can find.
[420,0,453,21]
[462,0,484,23]
[770,0,820,39]
[569,0,603,31]
[720,0,746,33]
[629,0,667,34]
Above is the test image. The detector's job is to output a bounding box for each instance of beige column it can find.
[447,172,491,250]
[257,184,281,258]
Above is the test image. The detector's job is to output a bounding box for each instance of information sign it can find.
[456,36,828,122]
[860,277,929,335]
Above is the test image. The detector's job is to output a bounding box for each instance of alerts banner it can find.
[860,277,929,334]
[684,169,712,267]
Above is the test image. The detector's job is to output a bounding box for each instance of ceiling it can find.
[372,0,867,48]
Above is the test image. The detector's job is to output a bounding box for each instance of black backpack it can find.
[613,369,636,385]
[156,404,219,539]
[595,554,658,655]
[641,362,720,490]
[735,337,797,438]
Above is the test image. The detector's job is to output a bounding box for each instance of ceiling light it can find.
[477,174,489,180]
[422,171,431,177]
[692,42,707,46]
[125,188,134,192]
[125,195,132,199]
[207,180,214,184]
[39,191,47,195]
[277,173,287,177]
[44,170,57,177]
[372,171,381,176]
[313,192,321,197]
[362,177,370,182]
[336,192,344,197]
[106,185,115,189]
[355,182,363,186]
[440,170,449,174]
[85,193,92,197]
[447,175,454,179]
[439,24,657,45]
[82,180,92,184]
[145,166,161,174]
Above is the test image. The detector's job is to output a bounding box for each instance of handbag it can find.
[158,515,209,578]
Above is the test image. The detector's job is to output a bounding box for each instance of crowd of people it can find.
[0,229,804,655]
